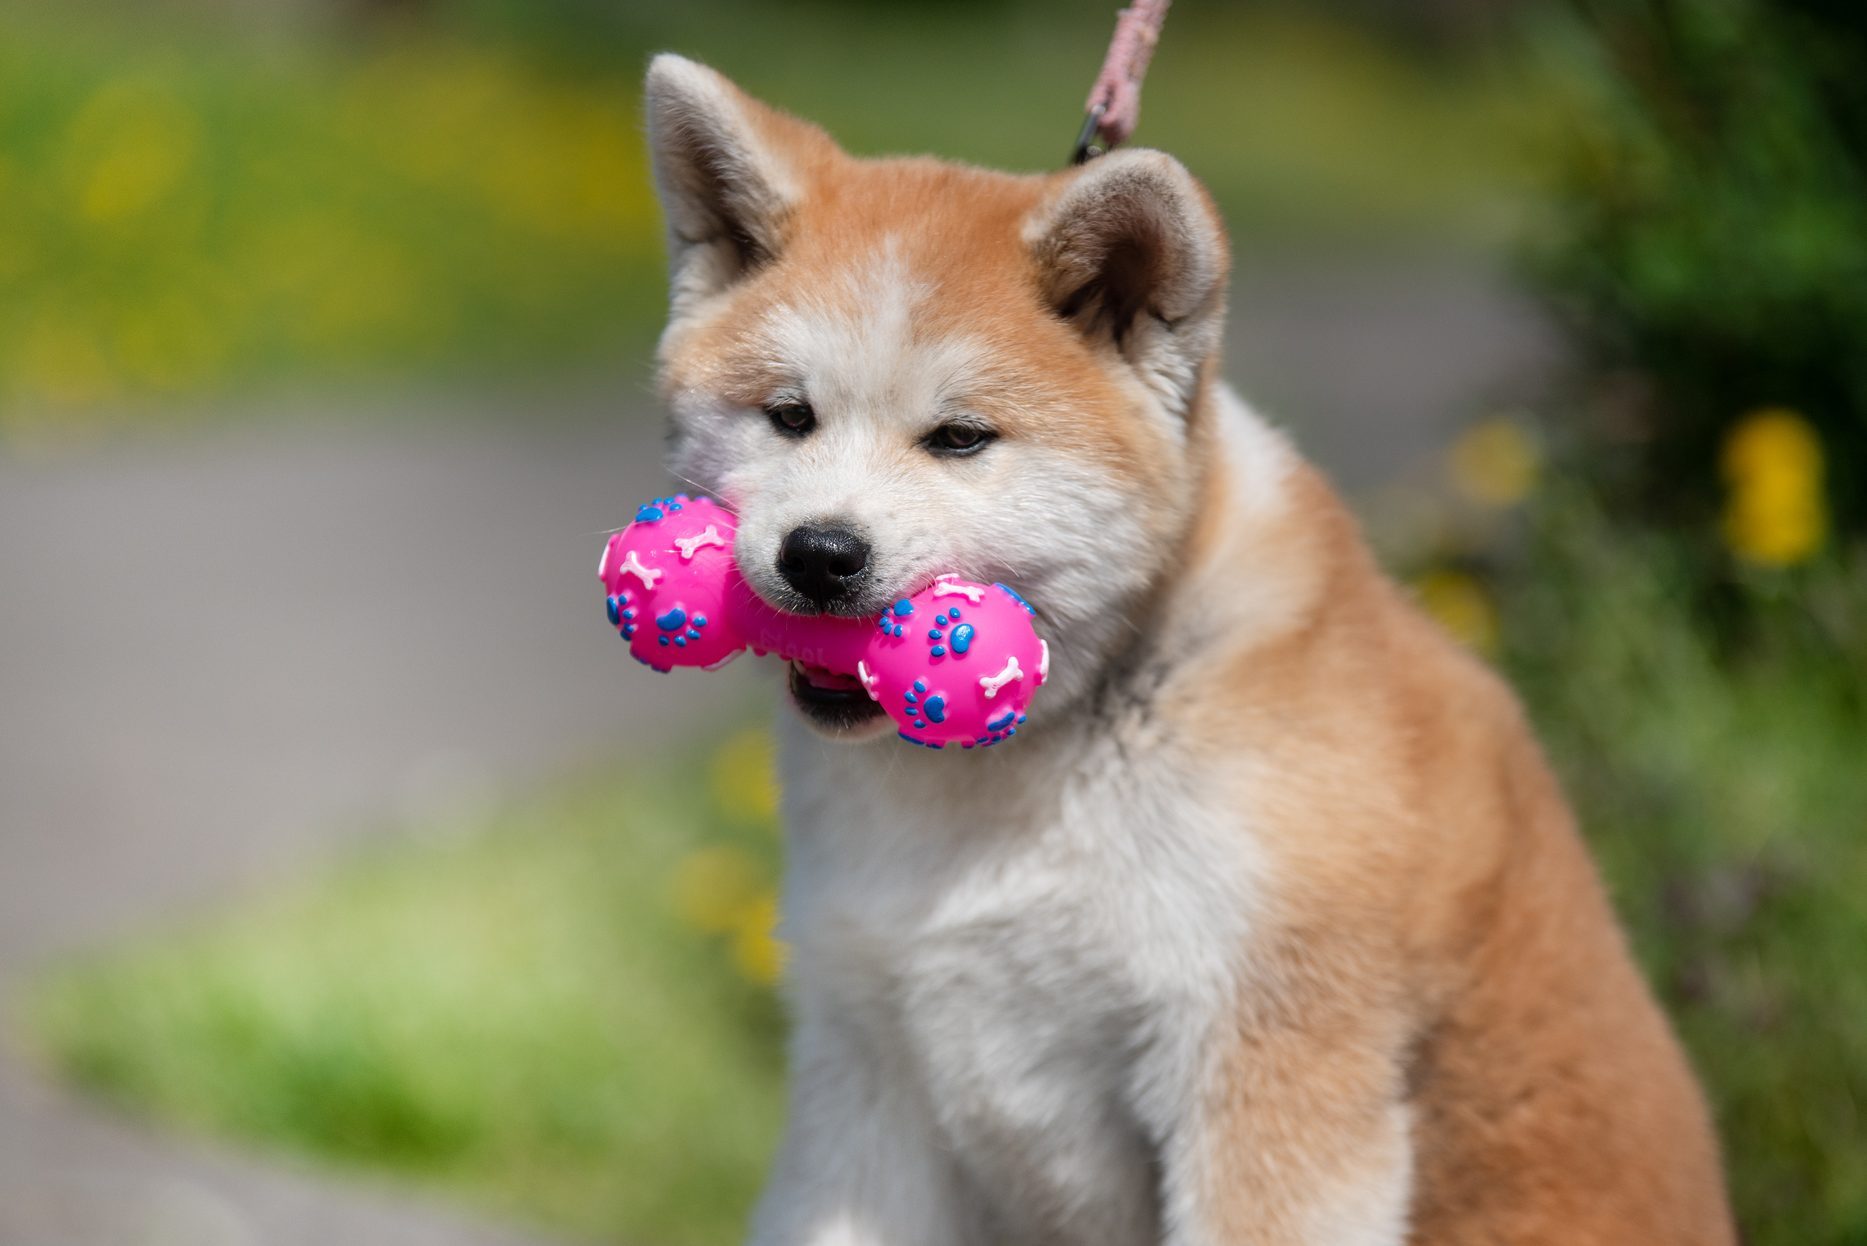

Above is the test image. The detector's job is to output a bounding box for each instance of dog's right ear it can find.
[644,55,833,319]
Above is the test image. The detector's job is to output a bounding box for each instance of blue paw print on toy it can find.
[875,598,915,638]
[654,606,711,648]
[607,591,640,640]
[925,609,971,658]
[898,678,952,736]
[959,708,1027,749]
[994,583,1036,616]
[633,493,690,525]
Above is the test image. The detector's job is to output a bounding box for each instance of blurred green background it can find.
[10,1,1866,1244]
[0,0,1560,443]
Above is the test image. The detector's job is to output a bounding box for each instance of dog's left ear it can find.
[1027,150,1229,418]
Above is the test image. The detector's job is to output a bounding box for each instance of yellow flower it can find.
[64,77,200,226]
[1449,416,1539,509]
[710,727,780,826]
[730,890,787,986]
[1721,409,1826,567]
[1413,569,1498,655]
[671,845,765,934]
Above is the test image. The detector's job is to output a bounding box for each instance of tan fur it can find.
[650,63,1735,1244]
[1170,468,1734,1241]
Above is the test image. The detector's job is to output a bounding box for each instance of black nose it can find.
[778,523,871,608]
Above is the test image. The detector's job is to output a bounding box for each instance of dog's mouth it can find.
[787,660,888,734]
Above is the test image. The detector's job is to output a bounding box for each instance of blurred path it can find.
[0,408,764,1246]
[1229,252,1562,494]
[0,252,1557,1244]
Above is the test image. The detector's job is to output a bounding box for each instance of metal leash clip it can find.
[1071,103,1109,166]
[1067,0,1170,167]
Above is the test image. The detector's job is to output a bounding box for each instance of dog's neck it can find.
[1065,378,1337,747]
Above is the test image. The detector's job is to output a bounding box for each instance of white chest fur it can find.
[774,716,1260,1245]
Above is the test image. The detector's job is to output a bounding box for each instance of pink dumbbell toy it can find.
[598,495,1048,749]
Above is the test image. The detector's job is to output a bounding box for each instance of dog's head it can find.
[646,55,1230,739]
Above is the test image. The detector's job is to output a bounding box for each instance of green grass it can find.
[0,0,1565,440]
[23,740,790,1246]
[0,7,666,441]
[24,486,1866,1243]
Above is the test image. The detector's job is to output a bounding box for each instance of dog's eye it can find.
[767,402,816,438]
[925,423,995,457]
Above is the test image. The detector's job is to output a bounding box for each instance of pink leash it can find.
[1072,0,1172,164]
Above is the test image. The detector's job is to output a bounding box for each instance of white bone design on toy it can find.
[932,576,987,605]
[674,525,727,561]
[618,549,663,588]
[979,655,1023,699]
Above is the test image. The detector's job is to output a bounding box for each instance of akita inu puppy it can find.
[643,54,1734,1246]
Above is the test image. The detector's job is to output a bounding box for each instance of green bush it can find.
[1496,11,1867,1214]
[1534,0,1867,540]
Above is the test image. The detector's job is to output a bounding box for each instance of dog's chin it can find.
[786,661,891,740]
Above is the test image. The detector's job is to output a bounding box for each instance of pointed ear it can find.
[1027,150,1229,416]
[643,55,836,318]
